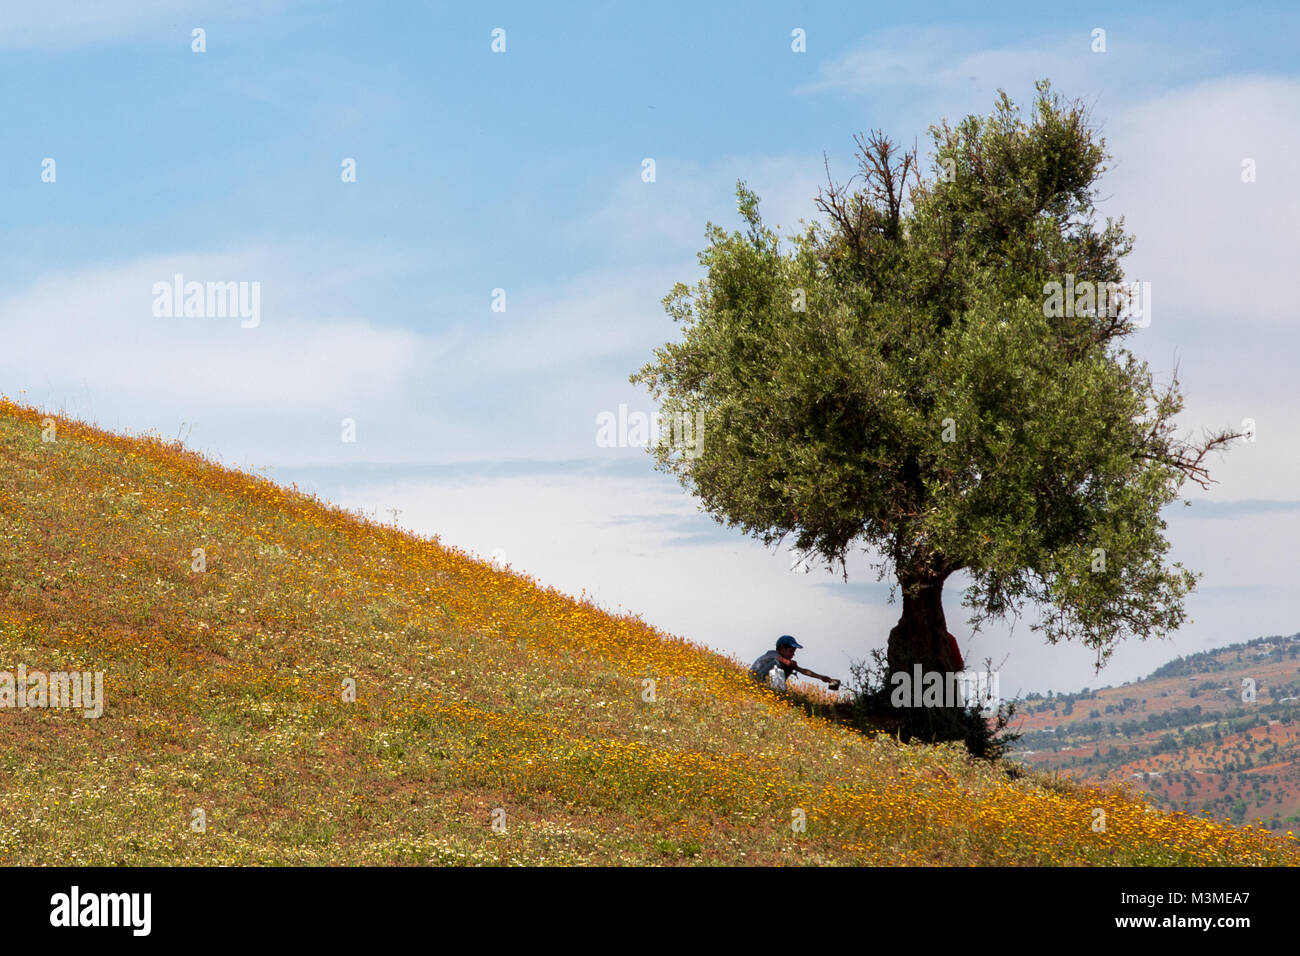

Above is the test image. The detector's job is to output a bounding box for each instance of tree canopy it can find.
[632,81,1240,672]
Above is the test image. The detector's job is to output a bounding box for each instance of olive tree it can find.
[632,82,1240,742]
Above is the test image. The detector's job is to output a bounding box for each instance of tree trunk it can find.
[883,576,968,743]
[886,578,959,678]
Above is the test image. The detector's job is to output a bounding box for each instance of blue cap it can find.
[776,635,803,649]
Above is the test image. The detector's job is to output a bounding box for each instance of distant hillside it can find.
[1008,634,1300,835]
[1,396,1295,865]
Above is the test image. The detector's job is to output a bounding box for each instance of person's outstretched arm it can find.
[794,665,840,690]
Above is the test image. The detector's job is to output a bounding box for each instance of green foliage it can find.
[633,80,1240,667]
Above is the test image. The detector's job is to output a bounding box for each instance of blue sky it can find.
[3,1,1298,696]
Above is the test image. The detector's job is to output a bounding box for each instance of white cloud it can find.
[459,269,680,378]
[1095,76,1300,501]
[797,24,1121,128]
[1100,76,1300,329]
[0,243,717,466]
[0,247,423,409]
[0,244,465,466]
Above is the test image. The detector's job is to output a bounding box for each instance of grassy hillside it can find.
[1,397,1295,866]
[1010,635,1300,835]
